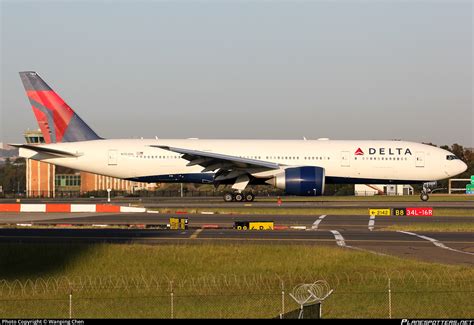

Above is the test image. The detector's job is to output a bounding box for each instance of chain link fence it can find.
[0,273,472,318]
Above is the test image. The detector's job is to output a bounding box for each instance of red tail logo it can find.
[19,71,101,143]
[355,148,364,155]
[26,90,74,143]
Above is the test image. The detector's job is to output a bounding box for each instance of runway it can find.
[0,227,472,243]
[0,211,473,266]
[140,200,474,209]
[0,227,472,265]
[1,197,473,209]
[1,212,473,229]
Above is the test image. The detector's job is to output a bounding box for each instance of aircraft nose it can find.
[458,160,468,174]
[445,160,468,177]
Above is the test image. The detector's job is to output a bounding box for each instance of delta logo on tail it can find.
[355,148,364,155]
[19,71,101,144]
[26,85,74,143]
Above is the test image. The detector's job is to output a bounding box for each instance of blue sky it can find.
[1,0,472,146]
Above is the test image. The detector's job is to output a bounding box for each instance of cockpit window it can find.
[446,155,459,160]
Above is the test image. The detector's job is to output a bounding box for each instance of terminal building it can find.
[354,184,414,196]
[24,130,152,197]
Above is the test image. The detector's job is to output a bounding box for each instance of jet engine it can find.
[266,166,325,196]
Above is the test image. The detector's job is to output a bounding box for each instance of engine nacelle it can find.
[267,166,325,196]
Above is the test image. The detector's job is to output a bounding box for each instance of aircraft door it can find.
[108,150,118,166]
[340,151,350,167]
[415,151,424,167]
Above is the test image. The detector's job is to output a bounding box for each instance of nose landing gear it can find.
[420,181,437,201]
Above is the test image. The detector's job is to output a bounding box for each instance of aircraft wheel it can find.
[420,192,429,201]
[245,193,255,202]
[234,193,244,202]
[224,193,234,202]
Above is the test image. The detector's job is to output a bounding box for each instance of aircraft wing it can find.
[9,144,81,158]
[150,145,281,183]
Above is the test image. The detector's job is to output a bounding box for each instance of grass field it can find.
[0,243,472,318]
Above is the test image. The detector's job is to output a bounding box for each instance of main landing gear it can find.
[223,192,255,202]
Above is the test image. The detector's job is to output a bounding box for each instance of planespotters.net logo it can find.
[401,320,473,325]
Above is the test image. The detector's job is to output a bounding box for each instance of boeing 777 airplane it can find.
[12,72,467,202]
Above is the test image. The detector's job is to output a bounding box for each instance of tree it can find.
[450,144,466,162]
[0,158,26,194]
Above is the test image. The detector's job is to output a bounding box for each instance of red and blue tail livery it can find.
[19,71,101,143]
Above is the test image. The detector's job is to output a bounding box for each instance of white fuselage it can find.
[20,139,467,184]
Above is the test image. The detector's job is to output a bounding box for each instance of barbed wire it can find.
[0,270,472,297]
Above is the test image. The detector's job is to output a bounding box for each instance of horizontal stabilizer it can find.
[9,144,80,158]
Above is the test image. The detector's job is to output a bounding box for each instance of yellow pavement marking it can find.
[190,229,203,239]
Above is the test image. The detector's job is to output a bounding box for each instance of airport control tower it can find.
[24,129,56,197]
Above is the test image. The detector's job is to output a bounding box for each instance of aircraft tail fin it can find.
[19,71,102,144]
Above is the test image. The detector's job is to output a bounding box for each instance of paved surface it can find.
[1,197,473,209]
[0,228,472,265]
[0,211,473,266]
[133,200,474,209]
[1,212,473,228]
